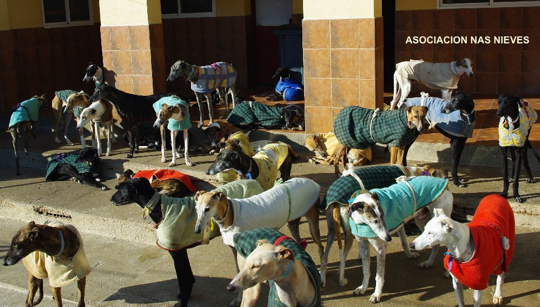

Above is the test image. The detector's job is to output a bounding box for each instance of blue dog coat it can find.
[191,62,237,94]
[153,96,191,131]
[275,78,304,101]
[9,97,40,129]
[405,96,475,138]
[349,176,448,238]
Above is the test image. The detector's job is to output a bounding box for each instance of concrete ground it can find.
[1,115,540,306]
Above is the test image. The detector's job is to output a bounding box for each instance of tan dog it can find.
[392,106,428,164]
[3,221,91,307]
[52,91,90,146]
[304,132,371,177]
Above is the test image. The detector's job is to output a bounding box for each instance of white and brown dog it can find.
[153,96,193,167]
[77,99,116,156]
[390,58,474,110]
[410,194,515,307]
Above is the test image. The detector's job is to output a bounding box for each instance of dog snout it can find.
[166,75,174,82]
[194,224,202,234]
[227,283,236,292]
[385,234,392,242]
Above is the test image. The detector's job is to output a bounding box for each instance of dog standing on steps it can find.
[410,194,515,307]
[7,95,46,176]
[167,60,238,127]
[3,221,91,307]
[497,94,538,203]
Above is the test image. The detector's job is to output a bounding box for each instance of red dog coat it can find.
[444,194,515,290]
[133,169,197,193]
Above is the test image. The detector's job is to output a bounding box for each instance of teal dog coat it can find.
[9,97,41,129]
[349,176,448,238]
[153,96,191,131]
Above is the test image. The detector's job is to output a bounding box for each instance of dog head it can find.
[206,141,247,175]
[3,221,42,266]
[348,193,392,242]
[88,84,112,103]
[193,190,228,234]
[33,94,47,109]
[227,241,295,292]
[496,93,521,120]
[272,66,292,79]
[153,100,187,128]
[405,106,428,132]
[76,147,100,165]
[167,60,192,82]
[442,92,475,116]
[282,105,305,130]
[204,123,223,150]
[111,177,153,206]
[83,62,102,82]
[65,91,89,114]
[456,58,474,77]
[304,134,326,157]
[116,169,135,184]
[421,165,449,179]
[409,208,455,251]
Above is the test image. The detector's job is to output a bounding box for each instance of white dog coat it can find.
[396,60,460,89]
[220,178,320,246]
[498,99,537,147]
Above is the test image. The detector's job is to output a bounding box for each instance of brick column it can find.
[303,0,383,134]
[98,0,166,95]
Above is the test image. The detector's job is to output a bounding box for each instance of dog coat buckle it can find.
[501,236,510,251]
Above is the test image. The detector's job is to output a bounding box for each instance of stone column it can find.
[303,0,383,134]
[99,0,166,95]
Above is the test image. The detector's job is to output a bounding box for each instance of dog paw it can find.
[161,158,167,163]
[407,252,420,259]
[125,154,133,158]
[419,261,433,268]
[369,293,381,303]
[95,178,101,182]
[67,141,74,146]
[353,286,366,296]
[198,122,204,128]
[229,298,241,307]
[514,196,524,203]
[55,138,61,144]
[493,295,503,306]
[339,278,348,287]
[526,178,535,183]
[169,162,177,167]
[185,161,194,167]
[106,152,110,157]
[101,186,109,191]
[443,271,451,278]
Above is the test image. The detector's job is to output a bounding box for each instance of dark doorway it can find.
[383,1,396,92]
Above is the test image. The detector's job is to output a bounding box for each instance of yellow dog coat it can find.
[499,99,537,147]
[216,132,255,183]
[251,142,290,190]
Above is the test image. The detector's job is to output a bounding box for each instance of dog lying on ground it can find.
[76,99,116,156]
[320,164,448,287]
[110,177,263,307]
[45,148,108,190]
[88,85,168,158]
[255,67,305,102]
[404,92,476,187]
[227,101,305,131]
[194,177,323,307]
[153,95,193,167]
[304,132,372,176]
[204,121,242,152]
[116,169,196,199]
[206,141,299,190]
[3,221,91,307]
[346,176,453,303]
[167,60,238,127]
[410,194,515,307]
[496,94,539,203]
[7,95,46,176]
[334,105,428,165]
[228,228,321,307]
[390,58,474,110]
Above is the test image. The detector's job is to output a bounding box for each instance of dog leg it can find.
[160,125,167,163]
[169,250,195,307]
[26,274,42,307]
[287,218,302,243]
[321,210,335,288]
[370,238,387,303]
[339,228,354,287]
[450,137,467,187]
[206,93,214,124]
[493,273,505,305]
[230,84,238,109]
[170,129,178,166]
[77,277,86,307]
[183,129,193,166]
[389,72,400,110]
[398,77,411,109]
[521,143,534,183]
[501,147,510,198]
[63,112,74,146]
[473,289,484,307]
[51,286,62,307]
[106,123,112,156]
[11,131,20,176]
[217,88,228,114]
[513,147,524,202]
[451,274,466,307]
[353,238,372,296]
[93,122,102,156]
[305,204,325,274]
[53,109,62,144]
[79,127,86,149]
[230,246,243,307]
[397,226,420,259]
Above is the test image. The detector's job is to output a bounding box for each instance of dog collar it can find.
[143,192,161,218]
[215,200,232,224]
[278,260,294,280]
[54,230,65,258]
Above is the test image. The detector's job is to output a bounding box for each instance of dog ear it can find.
[28,227,39,240]
[256,239,269,246]
[212,192,224,201]
[442,219,454,233]
[194,190,206,202]
[275,246,295,261]
[351,202,365,213]
[370,192,379,202]
[433,208,445,217]
[90,109,96,116]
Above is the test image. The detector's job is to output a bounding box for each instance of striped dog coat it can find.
[334,106,417,149]
[191,62,237,94]
[396,60,460,89]
[444,194,515,290]
[498,99,537,147]
[234,228,321,307]
[405,96,476,138]
[349,176,448,238]
[9,97,41,129]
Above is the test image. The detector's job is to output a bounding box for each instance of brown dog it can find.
[52,91,90,146]
[117,169,194,198]
[3,221,91,307]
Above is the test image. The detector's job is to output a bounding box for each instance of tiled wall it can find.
[395,7,540,96]
[303,18,383,134]
[0,25,102,115]
[162,16,252,98]
[100,24,167,95]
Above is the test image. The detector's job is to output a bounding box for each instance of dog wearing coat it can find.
[410,194,515,307]
[390,58,474,110]
[3,221,91,307]
[76,99,116,156]
[167,60,238,127]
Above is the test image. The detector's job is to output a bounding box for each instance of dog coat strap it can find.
[342,163,366,190]
[280,183,293,224]
[477,220,510,271]
[274,235,292,246]
[369,108,380,143]
[401,180,417,218]
[54,229,66,258]
[143,192,161,218]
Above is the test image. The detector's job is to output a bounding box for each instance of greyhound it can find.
[77,100,116,156]
[390,58,474,110]
[410,194,515,307]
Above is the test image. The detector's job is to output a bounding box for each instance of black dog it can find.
[110,177,196,307]
[88,85,169,158]
[45,148,108,190]
[496,94,539,203]
[83,62,104,86]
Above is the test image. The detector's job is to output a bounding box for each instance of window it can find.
[440,0,540,7]
[161,0,216,18]
[42,0,93,28]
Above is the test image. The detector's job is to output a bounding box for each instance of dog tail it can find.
[33,279,44,306]
[332,204,343,250]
